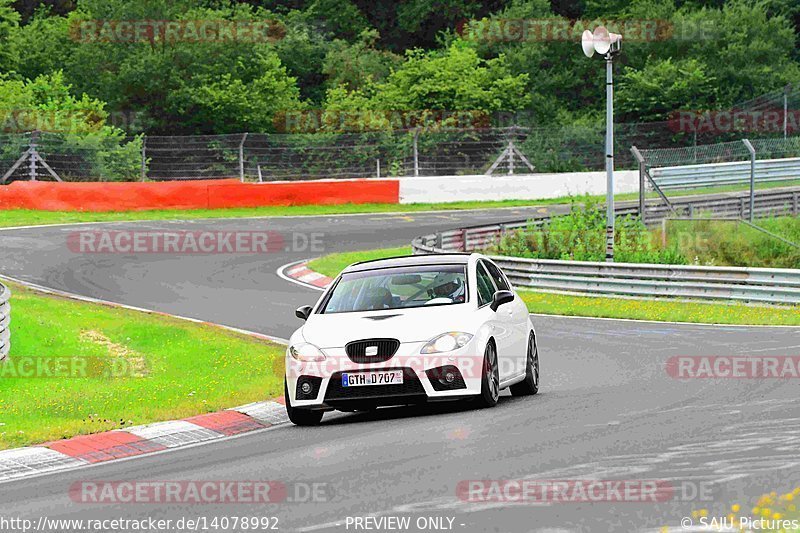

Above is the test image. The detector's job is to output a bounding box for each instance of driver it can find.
[429,272,466,303]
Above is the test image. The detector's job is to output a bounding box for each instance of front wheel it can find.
[475,342,500,408]
[510,333,539,396]
[285,380,324,426]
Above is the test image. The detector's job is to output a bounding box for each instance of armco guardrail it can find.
[412,188,800,305]
[650,157,800,190]
[0,283,10,359]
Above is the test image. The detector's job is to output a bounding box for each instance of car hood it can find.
[300,304,478,348]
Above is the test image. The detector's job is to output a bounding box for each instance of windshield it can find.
[321,264,468,314]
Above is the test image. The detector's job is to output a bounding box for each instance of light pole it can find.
[582,27,622,262]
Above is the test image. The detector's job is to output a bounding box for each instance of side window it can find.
[476,262,496,307]
[484,261,510,291]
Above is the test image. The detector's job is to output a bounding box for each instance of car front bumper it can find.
[285,341,485,409]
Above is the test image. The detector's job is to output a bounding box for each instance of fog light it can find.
[445,372,455,383]
[301,382,312,394]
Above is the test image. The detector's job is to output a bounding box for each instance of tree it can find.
[11,8,72,82]
[0,71,141,180]
[0,0,20,74]
[676,0,800,106]
[322,29,402,92]
[43,1,305,133]
[617,58,717,122]
[371,40,530,113]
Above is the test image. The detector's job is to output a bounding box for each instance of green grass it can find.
[305,247,800,326]
[666,217,800,268]
[0,281,285,449]
[519,291,800,326]
[0,199,568,229]
[1,178,795,229]
[307,246,412,278]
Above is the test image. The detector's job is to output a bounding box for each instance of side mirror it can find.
[295,305,313,321]
[490,290,514,312]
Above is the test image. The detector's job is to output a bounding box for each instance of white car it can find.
[284,253,539,426]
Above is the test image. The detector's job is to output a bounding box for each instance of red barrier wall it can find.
[0,179,400,212]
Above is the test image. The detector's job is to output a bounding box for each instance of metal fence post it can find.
[413,129,420,177]
[631,146,646,224]
[742,139,756,222]
[141,135,147,182]
[784,85,790,139]
[29,131,39,181]
[376,159,381,178]
[793,192,798,216]
[239,133,248,182]
[508,140,515,175]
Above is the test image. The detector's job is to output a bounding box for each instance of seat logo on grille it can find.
[365,346,379,356]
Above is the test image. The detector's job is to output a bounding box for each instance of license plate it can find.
[342,371,404,387]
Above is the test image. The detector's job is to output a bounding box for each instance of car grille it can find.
[324,368,424,401]
[344,338,400,363]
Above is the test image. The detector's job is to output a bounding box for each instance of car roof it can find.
[343,253,478,273]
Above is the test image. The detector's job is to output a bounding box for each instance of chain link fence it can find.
[633,135,800,223]
[1,110,798,183]
[0,121,711,183]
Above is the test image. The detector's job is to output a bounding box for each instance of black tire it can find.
[284,380,324,426]
[510,333,539,396]
[475,341,500,408]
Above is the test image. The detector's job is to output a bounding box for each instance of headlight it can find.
[289,343,327,362]
[421,332,473,354]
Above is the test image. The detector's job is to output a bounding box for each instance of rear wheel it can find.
[510,333,539,396]
[285,380,324,426]
[475,342,500,408]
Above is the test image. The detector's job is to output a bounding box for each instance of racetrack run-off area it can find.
[0,208,798,531]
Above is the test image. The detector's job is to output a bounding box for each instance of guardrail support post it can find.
[793,192,799,216]
[435,232,442,250]
[462,228,469,252]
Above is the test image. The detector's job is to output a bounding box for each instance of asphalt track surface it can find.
[0,207,798,533]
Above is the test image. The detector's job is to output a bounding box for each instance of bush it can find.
[484,196,688,264]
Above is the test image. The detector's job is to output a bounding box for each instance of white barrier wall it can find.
[398,170,639,204]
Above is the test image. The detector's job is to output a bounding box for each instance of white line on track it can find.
[0,274,290,344]
[0,419,291,487]
[276,259,327,292]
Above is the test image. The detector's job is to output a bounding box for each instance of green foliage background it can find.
[0,0,798,177]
